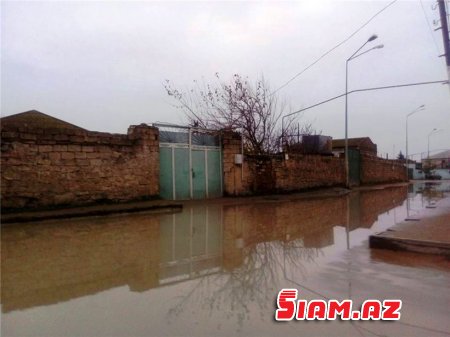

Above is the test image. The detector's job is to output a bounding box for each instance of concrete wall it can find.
[1,124,159,209]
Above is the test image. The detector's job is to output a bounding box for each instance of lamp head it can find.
[368,34,378,42]
[374,44,384,49]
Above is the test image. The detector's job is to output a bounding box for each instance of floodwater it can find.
[2,182,450,337]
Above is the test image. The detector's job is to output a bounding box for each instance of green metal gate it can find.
[157,124,222,200]
[348,148,361,186]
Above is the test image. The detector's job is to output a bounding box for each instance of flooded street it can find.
[2,182,450,337]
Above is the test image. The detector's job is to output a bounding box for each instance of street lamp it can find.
[405,105,425,180]
[428,128,442,158]
[345,34,383,188]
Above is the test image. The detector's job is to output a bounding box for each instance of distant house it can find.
[422,150,450,179]
[331,137,377,156]
[1,110,86,131]
[422,150,450,169]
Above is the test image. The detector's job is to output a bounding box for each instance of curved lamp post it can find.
[345,35,383,188]
[405,104,425,179]
[427,128,443,158]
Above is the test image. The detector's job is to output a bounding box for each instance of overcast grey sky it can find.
[2,0,449,158]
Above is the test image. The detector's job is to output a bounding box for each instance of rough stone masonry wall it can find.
[360,153,406,184]
[273,154,346,192]
[223,151,346,196]
[221,131,254,196]
[222,134,405,196]
[1,124,159,209]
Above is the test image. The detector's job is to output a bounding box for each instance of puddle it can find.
[2,182,450,336]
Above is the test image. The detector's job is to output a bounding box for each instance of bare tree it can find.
[165,73,314,154]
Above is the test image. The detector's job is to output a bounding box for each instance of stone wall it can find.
[360,153,406,184]
[221,132,254,196]
[274,154,345,192]
[223,152,346,196]
[222,135,405,196]
[1,124,159,209]
[1,119,407,208]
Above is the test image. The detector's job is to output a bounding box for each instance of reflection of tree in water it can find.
[167,238,321,329]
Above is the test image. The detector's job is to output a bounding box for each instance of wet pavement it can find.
[2,182,450,337]
[370,183,450,255]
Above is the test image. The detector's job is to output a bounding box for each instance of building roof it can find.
[428,150,450,159]
[331,137,375,149]
[1,110,86,131]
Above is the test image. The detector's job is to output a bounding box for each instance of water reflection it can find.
[1,184,413,319]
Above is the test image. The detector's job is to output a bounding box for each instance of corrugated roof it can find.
[1,110,86,131]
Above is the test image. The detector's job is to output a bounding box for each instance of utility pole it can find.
[437,0,450,81]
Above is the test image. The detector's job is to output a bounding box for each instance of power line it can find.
[272,0,398,95]
[283,79,448,121]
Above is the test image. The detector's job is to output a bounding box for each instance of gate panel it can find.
[158,124,223,200]
[174,148,190,200]
[207,149,222,198]
[159,147,173,200]
[192,150,206,199]
[349,148,361,186]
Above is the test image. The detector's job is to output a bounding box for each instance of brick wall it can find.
[360,153,406,184]
[1,124,159,209]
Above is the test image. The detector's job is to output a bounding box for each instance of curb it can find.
[1,203,183,224]
[369,234,450,257]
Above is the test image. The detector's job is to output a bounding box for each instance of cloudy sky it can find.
[2,0,449,158]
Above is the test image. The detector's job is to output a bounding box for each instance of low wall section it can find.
[223,135,406,196]
[1,124,159,209]
[360,153,406,184]
[1,124,407,208]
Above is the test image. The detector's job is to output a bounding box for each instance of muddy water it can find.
[2,183,450,337]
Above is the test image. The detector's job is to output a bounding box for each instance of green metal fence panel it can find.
[174,148,190,200]
[349,148,361,186]
[159,147,173,200]
[207,150,222,198]
[408,168,413,179]
[192,150,206,199]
